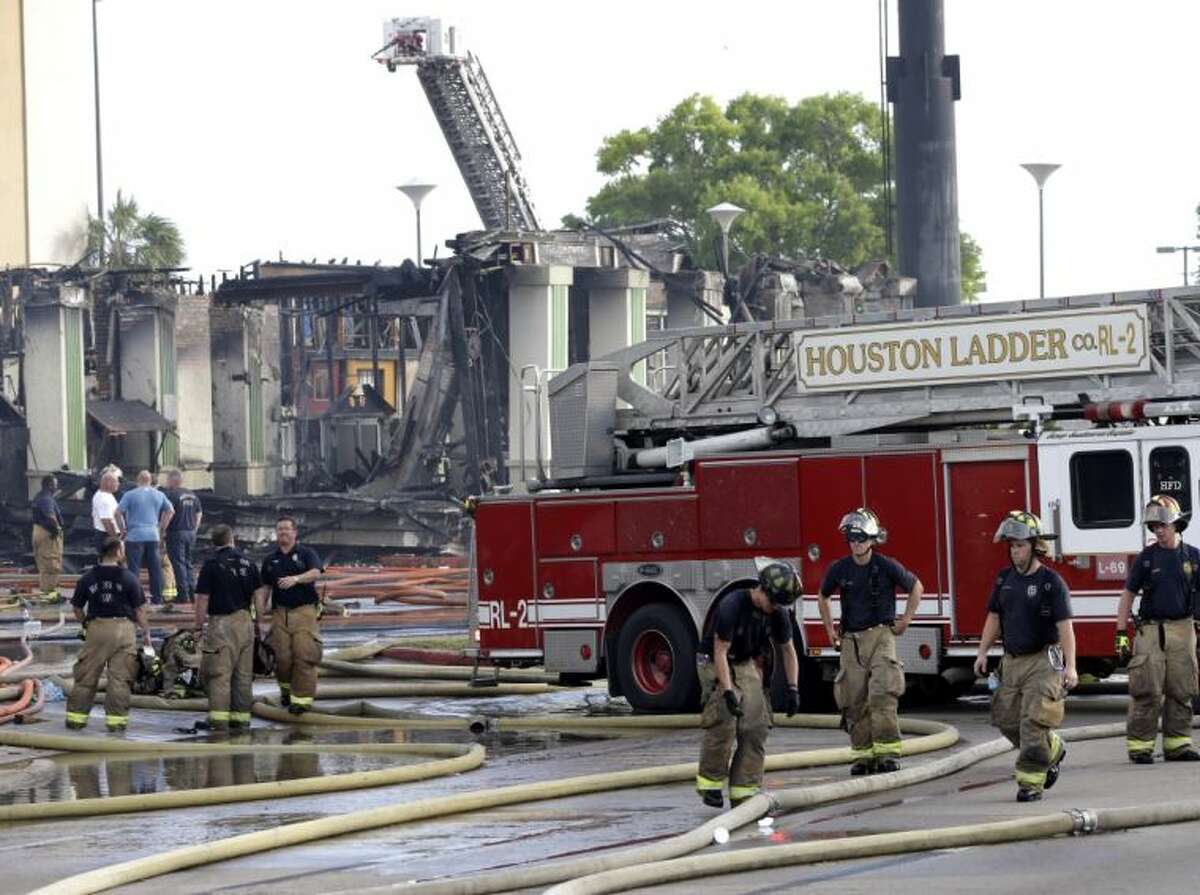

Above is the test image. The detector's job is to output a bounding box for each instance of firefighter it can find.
[1115,494,1200,763]
[255,516,325,715]
[195,524,261,730]
[695,557,801,809]
[818,508,923,775]
[974,511,1076,802]
[66,536,154,731]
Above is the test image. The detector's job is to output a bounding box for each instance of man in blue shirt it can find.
[115,470,174,605]
[31,475,64,601]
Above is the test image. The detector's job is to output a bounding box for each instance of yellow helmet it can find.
[994,510,1057,548]
[1144,494,1189,532]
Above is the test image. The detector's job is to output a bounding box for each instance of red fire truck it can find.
[469,287,1200,711]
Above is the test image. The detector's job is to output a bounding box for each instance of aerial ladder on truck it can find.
[375,17,541,233]
[470,285,1200,712]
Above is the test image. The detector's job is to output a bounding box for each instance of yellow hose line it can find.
[25,716,958,895]
[0,734,483,822]
[319,657,563,684]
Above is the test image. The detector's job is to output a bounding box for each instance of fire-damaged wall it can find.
[176,293,214,489]
[210,304,282,497]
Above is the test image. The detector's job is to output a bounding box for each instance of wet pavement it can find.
[4,643,1199,893]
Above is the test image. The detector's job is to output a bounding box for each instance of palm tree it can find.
[87,190,185,268]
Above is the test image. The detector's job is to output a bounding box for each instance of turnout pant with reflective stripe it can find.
[696,659,771,801]
[66,617,137,729]
[834,625,905,761]
[991,650,1065,791]
[160,549,177,603]
[201,609,254,728]
[32,525,62,597]
[1127,618,1198,757]
[271,604,322,705]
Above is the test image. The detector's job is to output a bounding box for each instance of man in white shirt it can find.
[91,472,120,554]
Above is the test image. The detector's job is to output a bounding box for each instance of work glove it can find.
[1115,631,1132,664]
[722,689,743,718]
[785,686,801,717]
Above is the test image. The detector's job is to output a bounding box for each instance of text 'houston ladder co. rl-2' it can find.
[376,17,540,233]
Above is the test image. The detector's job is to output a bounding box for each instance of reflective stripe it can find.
[729,784,760,800]
[1164,736,1194,753]
[1049,732,1065,763]
[208,710,231,721]
[873,740,903,758]
[290,695,314,706]
[231,712,252,723]
[695,774,725,791]
[1127,738,1156,754]
[66,711,90,724]
[105,716,129,728]
[850,746,874,761]
[279,684,291,692]
[1015,768,1047,787]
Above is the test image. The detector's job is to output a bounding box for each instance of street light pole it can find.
[396,181,437,264]
[1156,245,1200,286]
[1020,163,1060,299]
[92,0,104,263]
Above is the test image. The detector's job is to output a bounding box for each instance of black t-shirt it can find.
[986,564,1072,656]
[1125,542,1200,621]
[71,564,145,621]
[819,553,917,633]
[164,488,203,533]
[196,547,261,615]
[700,589,792,662]
[260,544,324,609]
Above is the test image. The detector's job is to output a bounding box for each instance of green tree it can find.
[573,92,986,300]
[960,232,986,302]
[87,190,185,269]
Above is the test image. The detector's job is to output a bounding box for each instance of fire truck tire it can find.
[615,604,699,713]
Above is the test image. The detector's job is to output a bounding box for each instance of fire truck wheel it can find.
[615,603,699,714]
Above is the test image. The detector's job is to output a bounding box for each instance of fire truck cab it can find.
[469,287,1200,712]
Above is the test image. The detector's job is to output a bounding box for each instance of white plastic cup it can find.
[712,827,729,845]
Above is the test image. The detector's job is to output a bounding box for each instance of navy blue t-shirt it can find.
[1125,542,1200,621]
[700,589,791,662]
[260,544,324,609]
[71,564,145,621]
[987,564,1072,656]
[819,553,917,632]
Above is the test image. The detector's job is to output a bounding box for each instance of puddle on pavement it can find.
[0,750,421,804]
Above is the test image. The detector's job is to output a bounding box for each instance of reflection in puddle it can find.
[0,751,416,804]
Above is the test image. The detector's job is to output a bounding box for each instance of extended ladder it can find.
[379,19,539,232]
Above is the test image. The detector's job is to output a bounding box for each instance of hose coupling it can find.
[1067,808,1098,835]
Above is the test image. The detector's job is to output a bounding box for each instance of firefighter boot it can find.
[850,759,874,776]
[1129,751,1155,765]
[1165,746,1200,761]
[700,789,724,809]
[1044,743,1066,790]
[1017,786,1042,803]
[875,757,902,773]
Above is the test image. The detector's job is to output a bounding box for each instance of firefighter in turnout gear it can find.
[695,558,801,809]
[66,537,154,731]
[255,516,325,714]
[1116,494,1200,763]
[195,524,261,730]
[819,508,923,775]
[975,511,1077,802]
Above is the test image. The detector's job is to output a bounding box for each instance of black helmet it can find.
[755,557,801,606]
[253,636,277,677]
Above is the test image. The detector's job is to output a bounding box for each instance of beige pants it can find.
[271,604,322,706]
[32,524,62,596]
[991,650,1065,791]
[1127,618,1198,757]
[834,625,905,761]
[201,609,254,728]
[696,658,771,802]
[66,617,136,728]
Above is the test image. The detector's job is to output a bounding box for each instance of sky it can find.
[93,0,1200,301]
